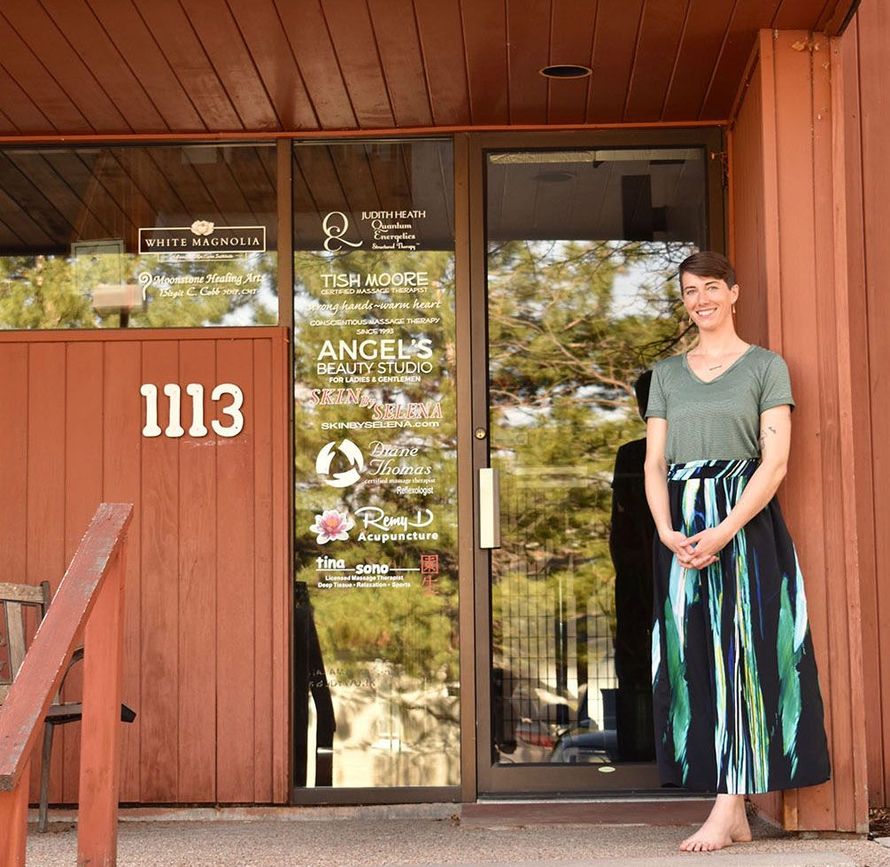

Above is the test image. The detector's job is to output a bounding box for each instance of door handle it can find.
[479,467,501,549]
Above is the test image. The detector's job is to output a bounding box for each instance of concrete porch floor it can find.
[24,803,890,866]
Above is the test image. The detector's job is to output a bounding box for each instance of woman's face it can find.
[680,272,739,332]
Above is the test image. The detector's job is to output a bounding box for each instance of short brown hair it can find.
[679,251,736,288]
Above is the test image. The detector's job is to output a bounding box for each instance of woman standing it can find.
[644,251,830,852]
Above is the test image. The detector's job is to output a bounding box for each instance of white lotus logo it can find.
[190,220,215,236]
[316,439,365,488]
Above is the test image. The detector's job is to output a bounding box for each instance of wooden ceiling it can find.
[0,0,858,137]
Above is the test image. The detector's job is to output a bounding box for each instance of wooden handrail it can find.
[0,503,133,867]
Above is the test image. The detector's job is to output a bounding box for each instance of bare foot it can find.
[679,794,752,852]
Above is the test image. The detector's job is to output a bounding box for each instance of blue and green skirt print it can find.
[651,459,831,794]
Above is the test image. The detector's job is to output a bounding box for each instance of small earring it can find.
[732,304,737,316]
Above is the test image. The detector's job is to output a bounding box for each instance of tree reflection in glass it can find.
[487,238,695,766]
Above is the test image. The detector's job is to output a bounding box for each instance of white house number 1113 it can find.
[140,383,244,438]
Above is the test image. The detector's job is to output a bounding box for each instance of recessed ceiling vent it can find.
[540,64,592,79]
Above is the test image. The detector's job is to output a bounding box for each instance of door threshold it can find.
[461,798,712,827]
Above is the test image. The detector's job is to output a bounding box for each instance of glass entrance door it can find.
[471,134,722,794]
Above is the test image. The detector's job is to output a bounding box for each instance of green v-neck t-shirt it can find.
[645,344,795,464]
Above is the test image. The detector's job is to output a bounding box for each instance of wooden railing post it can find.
[77,545,127,867]
[0,503,132,867]
[0,758,30,866]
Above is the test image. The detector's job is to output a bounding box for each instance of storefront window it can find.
[0,143,278,328]
[292,139,459,789]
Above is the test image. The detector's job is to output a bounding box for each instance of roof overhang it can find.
[0,0,861,140]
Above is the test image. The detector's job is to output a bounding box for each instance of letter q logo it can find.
[316,438,365,488]
[322,211,362,252]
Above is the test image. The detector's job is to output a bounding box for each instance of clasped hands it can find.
[660,525,732,571]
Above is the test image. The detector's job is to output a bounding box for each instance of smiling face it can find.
[680,271,739,332]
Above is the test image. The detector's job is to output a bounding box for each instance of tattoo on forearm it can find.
[759,425,778,450]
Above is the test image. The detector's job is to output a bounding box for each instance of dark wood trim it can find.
[0,122,730,147]
[467,131,493,796]
[281,140,296,800]
[453,132,478,804]
[707,128,729,252]
[290,786,461,806]
[0,325,284,343]
[276,140,294,329]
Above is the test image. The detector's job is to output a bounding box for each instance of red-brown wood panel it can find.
[25,343,67,801]
[59,342,106,803]
[139,341,181,801]
[586,0,644,122]
[0,329,290,806]
[413,0,471,126]
[128,0,238,131]
[176,341,218,802]
[1,1,129,133]
[623,0,689,122]
[771,31,836,832]
[322,0,396,129]
[730,29,870,832]
[505,0,551,126]
[728,68,768,347]
[827,26,871,830]
[0,14,90,133]
[0,343,29,798]
[0,67,55,133]
[547,0,597,125]
[87,0,205,131]
[367,0,434,127]
[269,334,289,803]
[101,341,143,802]
[662,0,736,120]
[0,109,17,135]
[772,0,835,29]
[0,345,28,581]
[807,31,858,832]
[226,0,320,131]
[179,0,280,131]
[460,0,509,125]
[36,0,165,132]
[700,0,782,120]
[833,15,880,811]
[215,339,257,801]
[854,0,890,808]
[276,0,358,130]
[252,338,274,802]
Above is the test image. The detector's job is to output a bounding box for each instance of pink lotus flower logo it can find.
[310,509,354,544]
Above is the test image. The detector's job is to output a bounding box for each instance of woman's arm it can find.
[685,404,792,569]
[644,417,695,562]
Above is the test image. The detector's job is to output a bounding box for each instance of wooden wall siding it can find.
[728,30,869,833]
[726,68,768,348]
[839,0,890,809]
[0,328,290,805]
[0,0,857,137]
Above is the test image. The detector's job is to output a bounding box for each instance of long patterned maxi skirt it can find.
[651,459,831,794]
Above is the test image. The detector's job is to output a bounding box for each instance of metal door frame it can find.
[456,128,725,797]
